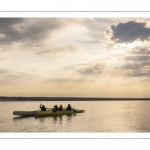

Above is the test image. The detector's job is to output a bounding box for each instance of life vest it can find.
[59,106,63,111]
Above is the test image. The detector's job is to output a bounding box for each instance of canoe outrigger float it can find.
[13,111,38,116]
[13,109,85,117]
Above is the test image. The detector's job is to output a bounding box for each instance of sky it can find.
[0,18,150,97]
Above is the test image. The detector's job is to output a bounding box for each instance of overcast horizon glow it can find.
[0,18,150,97]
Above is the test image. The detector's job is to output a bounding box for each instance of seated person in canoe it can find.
[66,104,72,110]
[58,104,63,111]
[40,104,46,111]
[53,105,59,112]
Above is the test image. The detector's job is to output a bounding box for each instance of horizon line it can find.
[0,96,150,99]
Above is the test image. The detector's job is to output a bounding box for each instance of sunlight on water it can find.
[1,100,150,132]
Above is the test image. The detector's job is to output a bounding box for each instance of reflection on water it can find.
[53,116,62,124]
[38,117,44,122]
[13,116,33,120]
[67,114,76,122]
[35,114,75,124]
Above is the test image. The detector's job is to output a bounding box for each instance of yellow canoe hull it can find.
[36,110,85,117]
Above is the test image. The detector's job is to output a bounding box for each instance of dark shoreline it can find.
[0,97,150,101]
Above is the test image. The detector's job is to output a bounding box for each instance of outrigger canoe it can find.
[13,109,85,117]
[36,109,85,117]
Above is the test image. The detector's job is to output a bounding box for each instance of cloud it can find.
[77,40,100,44]
[0,18,85,46]
[0,57,6,61]
[103,19,150,79]
[125,55,150,62]
[105,20,150,43]
[37,44,79,58]
[77,63,104,76]
[0,68,11,74]
[120,48,150,77]
[125,68,150,77]
[131,47,150,55]
[0,18,63,45]
[122,62,143,70]
[42,77,85,85]
[0,68,35,85]
[64,62,105,76]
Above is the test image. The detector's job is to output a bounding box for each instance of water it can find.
[1,100,150,132]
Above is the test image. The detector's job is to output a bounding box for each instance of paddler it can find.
[40,104,46,111]
[58,104,63,111]
[53,105,59,112]
[66,104,72,110]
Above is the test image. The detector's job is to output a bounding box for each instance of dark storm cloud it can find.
[0,18,65,45]
[107,21,150,43]
[0,18,23,25]
[0,18,27,43]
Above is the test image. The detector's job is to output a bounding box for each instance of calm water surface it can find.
[1,100,150,132]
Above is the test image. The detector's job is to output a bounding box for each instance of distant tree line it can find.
[0,96,150,101]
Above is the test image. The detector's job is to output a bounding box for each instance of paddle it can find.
[45,108,53,111]
[39,104,53,111]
